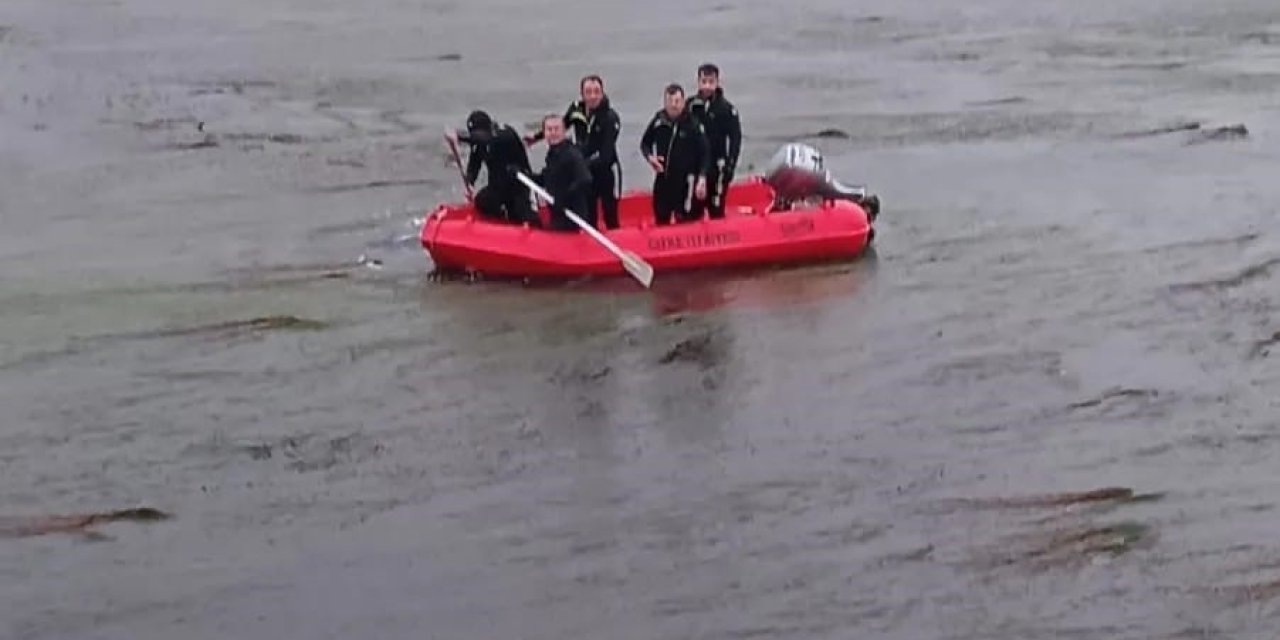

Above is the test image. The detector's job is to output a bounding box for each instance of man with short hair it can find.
[529,75,623,229]
[639,84,710,225]
[686,63,742,220]
[532,114,594,232]
[447,110,539,226]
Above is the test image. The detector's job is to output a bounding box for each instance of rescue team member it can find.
[528,75,623,230]
[530,114,594,232]
[685,63,742,220]
[639,84,709,226]
[447,110,540,227]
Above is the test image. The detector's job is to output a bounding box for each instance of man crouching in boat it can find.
[530,114,594,232]
[447,110,541,227]
[764,142,881,220]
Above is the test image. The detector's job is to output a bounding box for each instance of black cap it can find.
[466,110,492,133]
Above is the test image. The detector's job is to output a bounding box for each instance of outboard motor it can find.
[764,143,880,219]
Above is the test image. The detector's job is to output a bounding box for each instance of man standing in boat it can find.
[686,63,742,220]
[527,75,623,230]
[531,114,594,232]
[447,110,540,227]
[639,84,710,226]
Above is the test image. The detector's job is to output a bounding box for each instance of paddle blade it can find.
[621,250,654,288]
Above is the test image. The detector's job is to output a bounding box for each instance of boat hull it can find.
[420,176,873,279]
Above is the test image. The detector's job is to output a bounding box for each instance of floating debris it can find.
[803,128,851,140]
[1169,256,1280,292]
[187,79,277,96]
[1066,388,1159,411]
[171,136,219,150]
[132,116,199,131]
[1115,120,1202,139]
[986,520,1154,571]
[279,433,386,473]
[220,132,307,145]
[1249,331,1280,360]
[119,315,331,341]
[938,486,1161,573]
[313,178,437,193]
[1187,123,1249,145]
[966,96,1030,107]
[326,157,367,168]
[181,315,327,335]
[1211,578,1280,605]
[659,331,721,367]
[938,486,1163,511]
[0,508,171,540]
[551,363,612,386]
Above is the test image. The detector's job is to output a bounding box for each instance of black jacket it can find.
[534,96,622,173]
[639,109,710,179]
[457,123,532,188]
[686,88,741,169]
[535,140,592,208]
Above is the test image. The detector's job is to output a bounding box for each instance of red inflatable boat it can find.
[419,176,875,279]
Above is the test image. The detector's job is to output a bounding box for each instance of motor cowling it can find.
[763,142,879,219]
[764,143,830,201]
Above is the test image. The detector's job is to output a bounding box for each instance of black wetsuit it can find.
[686,88,742,219]
[534,97,623,229]
[535,140,593,232]
[457,123,538,226]
[639,109,710,225]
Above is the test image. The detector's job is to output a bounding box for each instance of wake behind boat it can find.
[420,143,883,281]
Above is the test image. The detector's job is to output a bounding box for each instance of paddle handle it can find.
[517,173,612,252]
[444,132,474,201]
[515,171,653,288]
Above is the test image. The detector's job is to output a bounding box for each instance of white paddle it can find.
[515,171,654,288]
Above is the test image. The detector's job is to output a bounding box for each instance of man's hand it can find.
[647,154,664,173]
[523,134,537,146]
[444,128,458,145]
[694,176,707,200]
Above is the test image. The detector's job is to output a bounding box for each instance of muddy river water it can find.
[3,0,1280,637]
